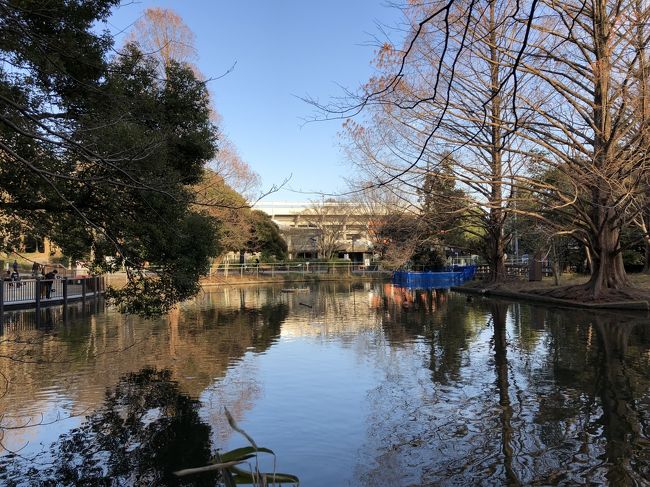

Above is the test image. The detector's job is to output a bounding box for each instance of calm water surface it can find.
[1,282,650,485]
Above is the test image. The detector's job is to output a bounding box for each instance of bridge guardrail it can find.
[0,276,104,312]
[207,261,388,278]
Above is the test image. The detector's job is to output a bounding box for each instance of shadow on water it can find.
[1,368,215,486]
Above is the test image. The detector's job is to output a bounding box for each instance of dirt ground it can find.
[465,273,650,303]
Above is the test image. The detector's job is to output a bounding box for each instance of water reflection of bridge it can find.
[0,297,105,331]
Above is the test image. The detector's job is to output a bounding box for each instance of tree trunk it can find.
[580,1,629,299]
[487,231,507,283]
[644,241,650,274]
[582,223,629,298]
[551,241,560,286]
[486,1,507,285]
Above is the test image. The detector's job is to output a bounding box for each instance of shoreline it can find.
[452,286,650,311]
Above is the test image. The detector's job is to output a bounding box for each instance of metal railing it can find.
[207,261,388,279]
[206,260,562,282]
[474,262,553,279]
[0,276,105,311]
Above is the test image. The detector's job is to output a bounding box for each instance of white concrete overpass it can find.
[253,201,376,261]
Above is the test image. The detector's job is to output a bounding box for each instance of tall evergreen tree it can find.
[0,1,221,314]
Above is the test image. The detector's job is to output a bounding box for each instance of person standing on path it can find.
[44,269,57,299]
[12,260,18,272]
[40,267,47,298]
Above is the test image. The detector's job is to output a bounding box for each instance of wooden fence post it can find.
[94,276,100,312]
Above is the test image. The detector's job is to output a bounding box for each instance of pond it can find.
[1,282,649,485]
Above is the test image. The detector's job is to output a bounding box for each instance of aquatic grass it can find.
[174,406,299,486]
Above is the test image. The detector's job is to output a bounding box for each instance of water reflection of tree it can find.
[3,368,215,486]
[378,287,492,383]
[380,286,451,331]
[491,302,519,486]
[430,297,491,385]
[0,290,289,456]
[527,307,650,484]
[358,292,494,484]
[282,282,384,339]
[592,315,650,484]
[360,296,650,485]
[380,286,443,342]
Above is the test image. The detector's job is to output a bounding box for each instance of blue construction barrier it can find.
[392,265,476,289]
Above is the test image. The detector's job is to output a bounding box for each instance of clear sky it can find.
[107,1,400,201]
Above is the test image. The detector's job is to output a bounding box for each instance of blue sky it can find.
[108,1,400,201]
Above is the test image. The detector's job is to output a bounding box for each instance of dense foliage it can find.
[0,0,222,314]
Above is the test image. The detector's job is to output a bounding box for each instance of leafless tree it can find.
[340,0,530,281]
[628,0,650,273]
[303,199,351,260]
[323,0,650,297]
[351,184,424,267]
[514,0,650,297]
[127,7,262,200]
[193,169,252,256]
[208,138,261,201]
[127,7,198,76]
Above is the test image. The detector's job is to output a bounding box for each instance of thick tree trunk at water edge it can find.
[582,229,630,298]
[487,236,507,283]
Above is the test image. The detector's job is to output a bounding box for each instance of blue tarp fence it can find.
[392,265,477,289]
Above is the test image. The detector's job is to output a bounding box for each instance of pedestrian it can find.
[40,267,47,299]
[10,269,20,287]
[44,269,57,299]
[31,261,40,278]
[12,260,18,272]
